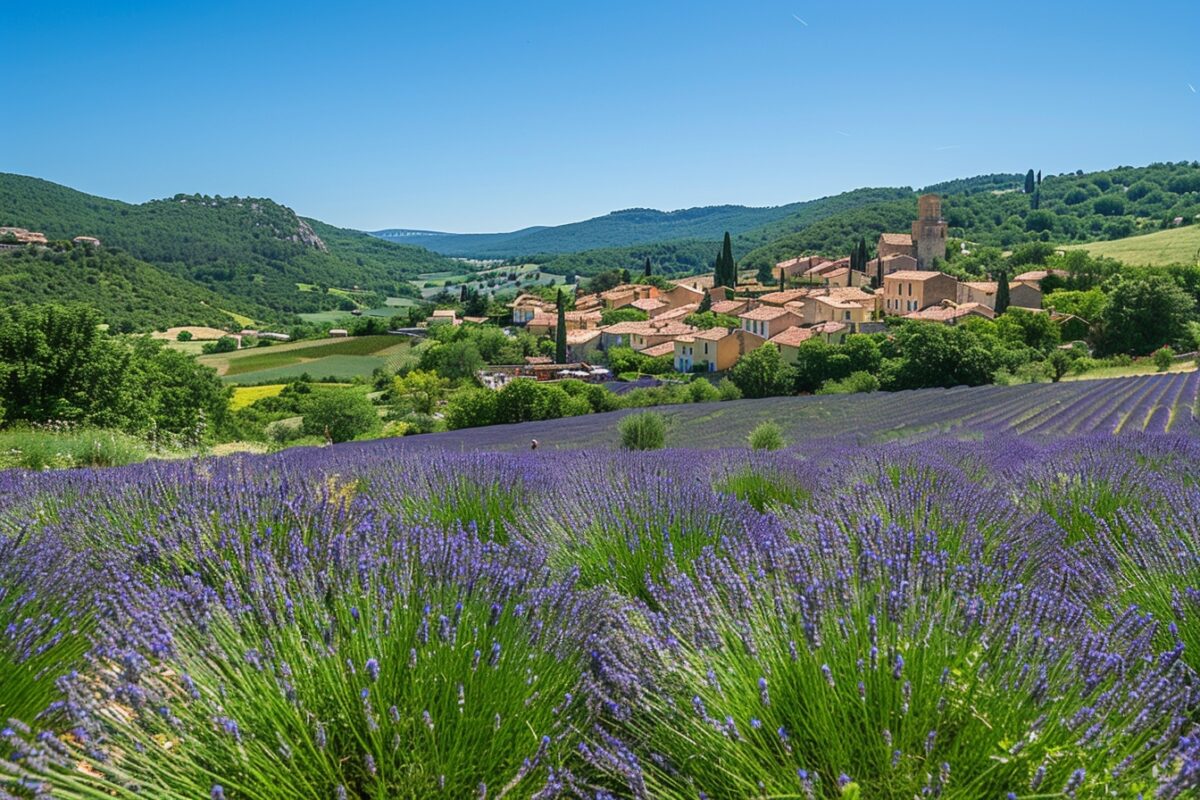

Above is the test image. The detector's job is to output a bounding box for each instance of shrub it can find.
[687,378,721,403]
[1152,345,1174,371]
[748,421,785,451]
[619,411,666,450]
[817,370,880,394]
[175,329,193,341]
[300,389,380,443]
[717,377,742,401]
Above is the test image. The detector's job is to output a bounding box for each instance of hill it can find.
[0,174,462,324]
[372,187,920,259]
[0,246,269,331]
[1063,223,1200,266]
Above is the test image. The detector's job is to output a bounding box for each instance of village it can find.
[459,193,1076,385]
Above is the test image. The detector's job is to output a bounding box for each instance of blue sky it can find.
[4,1,1197,232]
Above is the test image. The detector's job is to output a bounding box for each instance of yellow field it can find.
[230,384,287,410]
[1063,224,1200,266]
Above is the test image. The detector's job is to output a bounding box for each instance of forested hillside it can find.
[0,174,461,318]
[529,163,1200,278]
[740,161,1200,272]
[373,188,918,258]
[0,247,269,330]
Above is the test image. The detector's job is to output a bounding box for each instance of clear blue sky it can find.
[5,1,1197,232]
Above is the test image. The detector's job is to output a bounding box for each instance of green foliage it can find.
[299,388,380,442]
[0,303,229,439]
[686,378,721,403]
[175,330,193,341]
[717,377,742,400]
[1044,287,1107,322]
[391,370,450,415]
[601,307,649,326]
[817,370,881,394]
[994,270,1010,314]
[881,321,997,390]
[683,311,740,330]
[0,246,258,331]
[1152,345,1175,371]
[554,289,568,364]
[1097,273,1196,356]
[445,388,499,430]
[201,335,239,354]
[619,411,666,450]
[730,344,796,399]
[747,421,785,451]
[0,426,152,470]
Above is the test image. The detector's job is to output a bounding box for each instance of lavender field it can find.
[2,378,1200,798]
[410,371,1200,452]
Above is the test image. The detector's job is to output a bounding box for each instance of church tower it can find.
[912,194,947,269]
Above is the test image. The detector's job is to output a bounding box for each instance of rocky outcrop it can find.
[294,218,328,251]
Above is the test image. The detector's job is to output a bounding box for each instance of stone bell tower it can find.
[912,194,947,269]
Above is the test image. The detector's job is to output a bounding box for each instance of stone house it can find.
[739,306,804,340]
[882,271,958,315]
[956,281,1042,310]
[673,327,765,373]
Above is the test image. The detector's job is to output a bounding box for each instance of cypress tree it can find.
[1036,170,1042,186]
[1031,190,1040,211]
[719,232,735,289]
[995,271,1010,315]
[1024,169,1036,194]
[643,257,652,278]
[554,289,567,363]
[779,268,785,291]
[698,290,712,313]
[620,268,631,284]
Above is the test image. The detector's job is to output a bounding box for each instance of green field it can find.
[198,336,415,383]
[1063,224,1200,266]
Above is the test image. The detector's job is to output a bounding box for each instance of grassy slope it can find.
[1063,224,1200,266]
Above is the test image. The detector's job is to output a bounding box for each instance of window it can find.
[908,283,913,296]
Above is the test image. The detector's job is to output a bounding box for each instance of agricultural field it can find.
[197,336,415,384]
[413,370,1200,452]
[1063,223,1200,266]
[2,403,1199,798]
[412,263,572,299]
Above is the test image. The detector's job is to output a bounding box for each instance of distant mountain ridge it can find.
[370,198,881,258]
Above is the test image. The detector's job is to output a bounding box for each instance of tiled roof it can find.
[740,305,797,321]
[710,300,747,315]
[758,289,811,305]
[886,271,949,281]
[768,326,816,347]
[640,342,677,358]
[566,329,602,344]
[905,303,995,322]
[656,303,700,320]
[631,297,667,311]
[1014,269,1069,282]
[879,232,913,246]
[602,320,698,336]
[670,274,715,290]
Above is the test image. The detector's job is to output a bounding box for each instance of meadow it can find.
[198,336,414,384]
[1064,224,1200,267]
[2,415,1199,799]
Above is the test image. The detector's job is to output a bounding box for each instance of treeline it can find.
[0,304,229,441]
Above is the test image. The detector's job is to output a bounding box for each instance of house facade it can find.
[739,306,803,340]
[956,281,1043,310]
[674,327,765,373]
[882,271,958,315]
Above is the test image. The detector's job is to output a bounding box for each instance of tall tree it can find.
[778,269,785,291]
[620,268,631,285]
[697,289,712,313]
[643,257,652,278]
[994,270,1010,315]
[554,289,567,364]
[1024,169,1036,194]
[1031,190,1040,211]
[1036,170,1042,186]
[717,232,736,290]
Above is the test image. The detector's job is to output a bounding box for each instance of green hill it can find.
[373,187,919,259]
[0,173,461,322]
[0,246,268,331]
[1063,223,1200,266]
